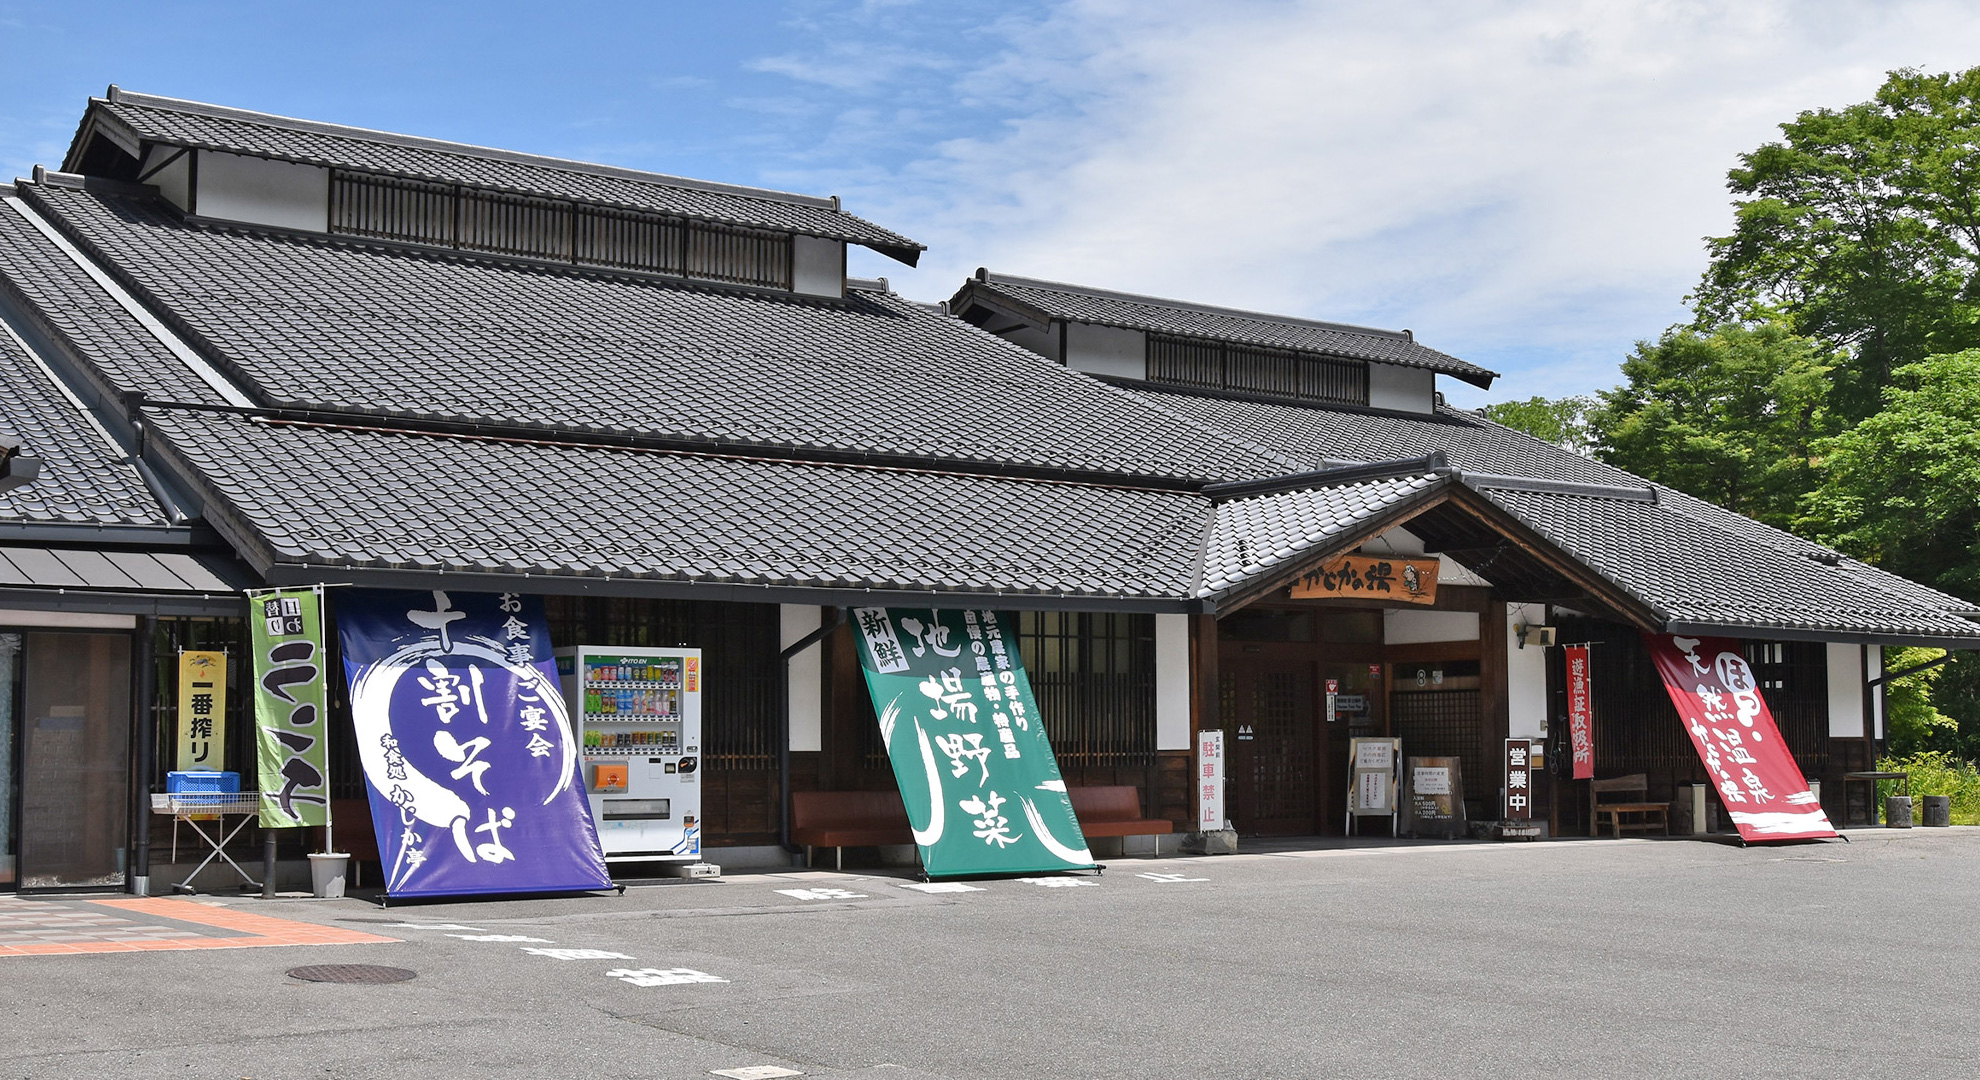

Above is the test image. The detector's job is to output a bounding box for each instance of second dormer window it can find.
[1147,333,1368,406]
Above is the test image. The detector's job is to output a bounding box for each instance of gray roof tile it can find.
[30,183,1294,485]
[1483,486,1980,641]
[0,193,229,404]
[144,408,1213,601]
[959,272,1497,386]
[1199,472,1444,598]
[89,94,922,259]
[0,315,164,526]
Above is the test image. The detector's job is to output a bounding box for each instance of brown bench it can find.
[790,789,913,870]
[1070,785,1172,855]
[1590,774,1669,838]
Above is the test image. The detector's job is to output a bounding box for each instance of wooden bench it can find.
[1590,774,1669,838]
[790,789,913,870]
[1069,786,1173,855]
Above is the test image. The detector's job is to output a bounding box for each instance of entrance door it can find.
[1220,656,1317,834]
[18,632,131,889]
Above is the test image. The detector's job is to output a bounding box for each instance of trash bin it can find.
[1922,794,1952,828]
[309,852,350,898]
[1886,796,1914,829]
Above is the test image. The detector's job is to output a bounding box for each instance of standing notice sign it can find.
[249,588,329,828]
[1347,738,1401,836]
[851,608,1095,878]
[1644,633,1836,842]
[338,589,610,898]
[1565,645,1594,780]
[176,650,227,772]
[1197,729,1226,831]
[1504,739,1534,819]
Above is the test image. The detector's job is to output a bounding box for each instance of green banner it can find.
[250,587,330,828]
[851,608,1094,878]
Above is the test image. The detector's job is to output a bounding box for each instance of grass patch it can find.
[1877,751,1980,825]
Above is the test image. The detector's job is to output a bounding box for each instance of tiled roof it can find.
[0,191,229,404]
[141,408,1213,601]
[0,310,165,526]
[957,272,1497,387]
[1482,487,1980,641]
[24,182,1294,485]
[1149,387,1980,641]
[82,92,923,261]
[1138,389,1637,485]
[1199,472,1446,599]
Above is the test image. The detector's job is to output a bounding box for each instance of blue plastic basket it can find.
[166,771,240,805]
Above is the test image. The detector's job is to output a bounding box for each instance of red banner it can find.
[1644,634,1836,841]
[1565,645,1594,781]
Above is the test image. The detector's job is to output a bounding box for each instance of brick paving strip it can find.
[0,897,399,956]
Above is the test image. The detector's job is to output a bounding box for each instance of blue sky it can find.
[4,1,1979,407]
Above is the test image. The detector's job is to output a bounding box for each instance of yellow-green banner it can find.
[250,587,330,828]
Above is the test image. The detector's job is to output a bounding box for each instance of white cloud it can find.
[822,0,1980,404]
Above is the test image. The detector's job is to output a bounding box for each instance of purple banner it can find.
[338,588,610,897]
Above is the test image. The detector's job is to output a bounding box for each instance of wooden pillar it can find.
[1190,612,1219,738]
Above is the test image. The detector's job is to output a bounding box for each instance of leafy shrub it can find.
[1876,750,1980,825]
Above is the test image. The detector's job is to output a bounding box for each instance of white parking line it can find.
[448,933,552,942]
[1015,877,1095,888]
[606,967,728,987]
[522,947,634,960]
[898,881,985,894]
[774,887,868,901]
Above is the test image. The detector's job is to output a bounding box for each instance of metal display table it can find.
[152,792,264,893]
[1842,771,1910,827]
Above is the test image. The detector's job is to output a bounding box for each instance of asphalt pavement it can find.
[5,829,1977,1080]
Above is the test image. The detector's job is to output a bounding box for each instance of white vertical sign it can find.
[1197,729,1226,831]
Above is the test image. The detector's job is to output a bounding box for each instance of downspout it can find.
[131,615,156,895]
[778,608,845,854]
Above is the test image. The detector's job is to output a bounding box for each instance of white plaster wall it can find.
[995,321,1061,361]
[780,605,823,752]
[1383,609,1479,644]
[1827,642,1867,738]
[1870,648,1884,739]
[195,150,328,233]
[142,146,191,212]
[1506,603,1549,738]
[1155,613,1190,749]
[1065,322,1147,380]
[792,235,844,297]
[1367,362,1436,414]
[1360,528,1491,586]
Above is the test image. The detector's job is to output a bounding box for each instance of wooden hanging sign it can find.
[1290,554,1440,604]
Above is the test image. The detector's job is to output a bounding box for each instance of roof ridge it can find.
[105,87,841,212]
[976,267,1414,342]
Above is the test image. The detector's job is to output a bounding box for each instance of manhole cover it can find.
[287,964,416,984]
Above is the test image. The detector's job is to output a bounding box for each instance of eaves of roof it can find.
[65,88,925,265]
[953,270,1499,388]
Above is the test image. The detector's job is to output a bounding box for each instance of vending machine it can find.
[555,646,704,864]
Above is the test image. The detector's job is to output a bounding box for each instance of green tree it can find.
[1881,647,1958,757]
[1479,395,1593,454]
[1587,321,1839,531]
[1802,349,1980,598]
[1694,67,1980,419]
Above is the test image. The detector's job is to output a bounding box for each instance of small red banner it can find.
[1644,634,1836,841]
[1565,645,1594,781]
